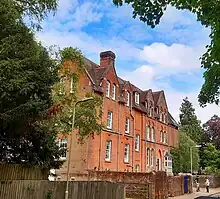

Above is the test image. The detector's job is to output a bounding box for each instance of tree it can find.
[171,131,199,174]
[179,97,202,143]
[12,0,57,22]
[113,0,220,106]
[0,0,62,168]
[51,47,103,142]
[203,115,220,149]
[201,143,220,174]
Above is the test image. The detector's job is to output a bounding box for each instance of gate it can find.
[184,176,189,193]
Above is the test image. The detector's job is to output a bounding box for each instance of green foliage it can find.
[171,131,199,173]
[52,47,103,142]
[201,143,220,174]
[14,0,57,22]
[112,0,220,106]
[179,97,202,143]
[0,0,62,168]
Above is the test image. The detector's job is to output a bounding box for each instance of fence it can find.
[0,164,49,180]
[0,180,125,199]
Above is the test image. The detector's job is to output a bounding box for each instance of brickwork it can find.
[193,175,220,188]
[55,51,179,179]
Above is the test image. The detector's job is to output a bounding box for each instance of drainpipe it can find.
[130,92,135,172]
[98,91,105,170]
[117,101,121,171]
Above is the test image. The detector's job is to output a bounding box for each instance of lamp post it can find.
[190,145,201,175]
[64,97,94,199]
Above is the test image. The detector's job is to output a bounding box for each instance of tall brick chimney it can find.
[100,51,116,67]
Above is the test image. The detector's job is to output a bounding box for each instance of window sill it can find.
[125,134,133,138]
[135,149,140,152]
[124,161,129,164]
[105,160,111,163]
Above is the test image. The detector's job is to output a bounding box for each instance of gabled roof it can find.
[81,52,178,128]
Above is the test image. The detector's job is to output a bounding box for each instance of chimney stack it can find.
[100,51,116,67]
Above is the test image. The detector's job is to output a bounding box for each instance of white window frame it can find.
[135,134,140,152]
[126,91,130,106]
[112,84,116,100]
[106,81,110,97]
[146,125,150,141]
[124,144,130,163]
[151,149,154,167]
[105,140,112,161]
[147,148,150,166]
[107,111,113,129]
[135,92,140,104]
[160,131,163,142]
[125,118,130,134]
[59,138,68,160]
[151,127,155,142]
[164,113,166,123]
[163,132,167,144]
[145,101,148,110]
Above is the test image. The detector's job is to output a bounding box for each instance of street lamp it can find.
[190,145,201,175]
[64,97,94,199]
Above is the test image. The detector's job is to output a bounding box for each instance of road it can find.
[169,188,220,199]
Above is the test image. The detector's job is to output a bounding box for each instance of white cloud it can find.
[35,0,217,123]
[119,42,220,123]
[140,42,206,78]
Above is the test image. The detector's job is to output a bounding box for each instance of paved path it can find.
[169,188,220,199]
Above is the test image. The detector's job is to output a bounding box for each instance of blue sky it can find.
[36,0,219,122]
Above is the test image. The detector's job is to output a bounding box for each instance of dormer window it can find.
[106,81,110,97]
[160,112,163,122]
[164,113,166,123]
[145,101,148,110]
[135,92,140,104]
[112,84,116,100]
[126,91,130,106]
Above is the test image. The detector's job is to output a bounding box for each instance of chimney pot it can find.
[100,51,116,67]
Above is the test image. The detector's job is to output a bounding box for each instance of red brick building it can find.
[55,51,179,180]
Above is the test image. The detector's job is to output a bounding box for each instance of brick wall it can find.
[193,175,220,188]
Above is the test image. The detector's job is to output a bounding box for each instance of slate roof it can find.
[82,54,178,128]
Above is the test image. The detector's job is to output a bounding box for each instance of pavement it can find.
[169,188,220,199]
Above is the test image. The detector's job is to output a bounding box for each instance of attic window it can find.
[145,101,148,110]
[126,91,130,106]
[106,81,110,97]
[112,84,116,100]
[135,92,140,104]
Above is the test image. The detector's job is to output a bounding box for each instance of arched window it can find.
[151,150,154,167]
[147,148,150,166]
[163,131,167,144]
[146,125,150,140]
[151,127,155,142]
[160,131,163,142]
